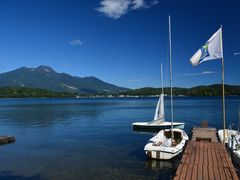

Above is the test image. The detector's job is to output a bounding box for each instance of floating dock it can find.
[0,136,15,145]
[174,127,239,180]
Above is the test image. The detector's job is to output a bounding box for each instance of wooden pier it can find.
[0,136,15,145]
[174,127,239,180]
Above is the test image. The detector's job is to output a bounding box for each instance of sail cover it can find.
[154,93,165,122]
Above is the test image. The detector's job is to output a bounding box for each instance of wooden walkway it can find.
[0,136,15,145]
[174,128,239,180]
[191,128,218,142]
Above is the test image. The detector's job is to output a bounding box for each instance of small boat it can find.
[144,128,189,160]
[132,64,184,132]
[144,16,188,160]
[218,128,239,143]
[218,123,240,167]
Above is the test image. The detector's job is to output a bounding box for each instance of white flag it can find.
[190,28,223,66]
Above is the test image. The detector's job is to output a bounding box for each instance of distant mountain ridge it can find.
[0,65,129,94]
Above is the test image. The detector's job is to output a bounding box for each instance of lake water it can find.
[0,97,239,180]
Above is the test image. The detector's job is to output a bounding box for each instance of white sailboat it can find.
[144,16,188,160]
[144,128,188,159]
[132,64,185,132]
[218,112,240,167]
[218,127,240,166]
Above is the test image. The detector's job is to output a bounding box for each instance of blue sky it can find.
[0,0,239,89]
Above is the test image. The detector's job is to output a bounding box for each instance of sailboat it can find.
[218,110,240,167]
[144,16,189,160]
[132,64,185,132]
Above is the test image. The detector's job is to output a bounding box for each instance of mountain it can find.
[0,65,129,94]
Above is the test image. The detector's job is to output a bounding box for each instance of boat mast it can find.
[161,63,164,95]
[238,107,240,132]
[169,16,174,139]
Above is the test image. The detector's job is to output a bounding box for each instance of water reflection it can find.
[0,97,239,180]
[0,101,104,127]
[0,171,48,180]
[145,159,173,169]
[145,157,180,169]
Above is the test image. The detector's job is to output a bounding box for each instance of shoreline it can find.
[0,95,239,100]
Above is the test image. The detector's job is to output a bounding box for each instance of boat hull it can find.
[144,129,188,160]
[218,129,240,168]
[133,122,184,133]
[145,148,183,160]
[231,150,240,168]
[217,129,239,143]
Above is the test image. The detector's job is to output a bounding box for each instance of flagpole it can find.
[169,16,174,140]
[220,25,226,143]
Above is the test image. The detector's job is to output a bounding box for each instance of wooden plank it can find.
[218,167,227,180]
[181,147,188,163]
[179,164,188,180]
[215,147,226,178]
[185,143,196,180]
[185,164,193,180]
[213,166,221,180]
[223,167,234,180]
[0,136,15,145]
[174,163,183,179]
[197,163,203,180]
[203,143,209,180]
[179,153,191,179]
[195,141,200,165]
[229,168,240,180]
[208,147,214,180]
[191,164,198,180]
[207,148,213,167]
[175,162,187,180]
[199,142,204,166]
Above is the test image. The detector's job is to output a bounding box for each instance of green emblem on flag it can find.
[200,42,210,61]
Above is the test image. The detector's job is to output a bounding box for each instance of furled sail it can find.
[153,93,165,122]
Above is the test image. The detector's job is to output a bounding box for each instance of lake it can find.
[0,97,239,180]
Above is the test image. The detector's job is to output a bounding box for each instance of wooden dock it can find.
[0,136,15,145]
[174,128,239,180]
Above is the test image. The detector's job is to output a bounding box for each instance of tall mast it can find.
[161,64,164,95]
[238,107,240,132]
[169,16,174,139]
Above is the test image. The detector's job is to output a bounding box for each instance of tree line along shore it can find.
[0,84,239,98]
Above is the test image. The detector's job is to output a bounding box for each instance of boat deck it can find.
[174,128,239,180]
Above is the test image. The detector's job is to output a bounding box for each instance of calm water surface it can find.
[0,97,239,180]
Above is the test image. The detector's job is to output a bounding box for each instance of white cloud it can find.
[151,0,159,6]
[177,71,218,76]
[69,40,83,46]
[96,0,159,19]
[96,0,131,19]
[132,0,145,9]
